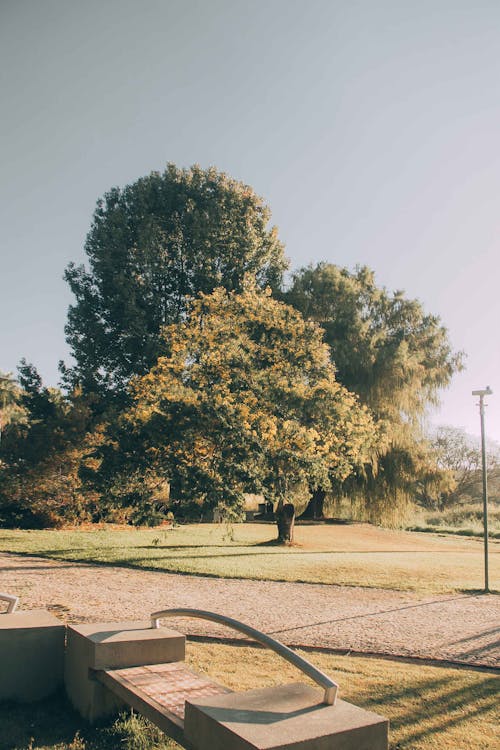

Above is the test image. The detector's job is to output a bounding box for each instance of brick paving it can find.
[105,662,232,722]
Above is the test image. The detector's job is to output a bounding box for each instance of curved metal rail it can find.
[0,592,19,614]
[150,607,338,705]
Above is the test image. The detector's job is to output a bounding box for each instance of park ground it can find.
[1,522,499,749]
[1,521,499,594]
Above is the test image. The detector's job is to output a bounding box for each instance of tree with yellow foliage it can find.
[108,285,376,542]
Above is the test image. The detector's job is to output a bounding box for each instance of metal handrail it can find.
[0,592,19,614]
[150,607,338,705]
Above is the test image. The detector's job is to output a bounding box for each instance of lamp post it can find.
[472,386,493,593]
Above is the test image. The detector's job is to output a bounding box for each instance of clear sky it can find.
[1,0,499,441]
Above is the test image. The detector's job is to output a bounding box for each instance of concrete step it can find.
[64,620,186,723]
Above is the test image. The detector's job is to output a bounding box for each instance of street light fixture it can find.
[472,386,493,593]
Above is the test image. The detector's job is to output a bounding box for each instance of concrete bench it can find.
[69,609,388,750]
[1,602,389,750]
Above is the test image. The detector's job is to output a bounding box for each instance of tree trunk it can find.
[298,488,326,520]
[276,502,295,544]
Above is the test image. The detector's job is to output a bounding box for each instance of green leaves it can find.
[285,263,464,521]
[122,287,375,516]
[63,164,288,402]
[285,263,463,424]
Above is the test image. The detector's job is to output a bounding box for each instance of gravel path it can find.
[1,552,498,668]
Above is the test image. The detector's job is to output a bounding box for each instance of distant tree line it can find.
[0,164,464,541]
[424,425,500,509]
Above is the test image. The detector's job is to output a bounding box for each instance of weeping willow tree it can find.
[284,263,464,523]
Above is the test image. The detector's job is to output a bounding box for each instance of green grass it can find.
[1,522,499,593]
[1,643,498,750]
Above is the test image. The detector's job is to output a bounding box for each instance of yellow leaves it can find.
[169,339,185,355]
[257,415,278,442]
[190,438,215,464]
[126,285,377,506]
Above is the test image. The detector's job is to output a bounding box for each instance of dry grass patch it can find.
[0,523,498,593]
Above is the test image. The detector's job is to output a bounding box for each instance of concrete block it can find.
[185,683,389,750]
[0,609,65,702]
[64,620,185,722]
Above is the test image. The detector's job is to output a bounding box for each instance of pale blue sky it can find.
[1,0,499,440]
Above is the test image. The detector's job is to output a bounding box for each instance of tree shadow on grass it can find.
[135,543,282,551]
[369,675,499,748]
[1,672,497,749]
[4,545,495,559]
[0,691,176,750]
[0,691,104,750]
[5,547,294,560]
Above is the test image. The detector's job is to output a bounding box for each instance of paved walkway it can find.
[1,552,498,668]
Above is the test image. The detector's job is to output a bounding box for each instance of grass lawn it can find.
[1,642,498,750]
[0,522,498,594]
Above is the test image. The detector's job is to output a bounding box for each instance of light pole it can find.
[472,386,493,593]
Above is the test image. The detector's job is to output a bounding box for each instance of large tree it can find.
[284,263,463,520]
[98,286,376,542]
[62,164,287,401]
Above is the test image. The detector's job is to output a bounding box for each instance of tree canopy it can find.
[99,285,376,537]
[428,425,499,508]
[0,362,97,528]
[62,164,287,401]
[284,263,464,519]
[0,372,26,447]
[3,165,466,530]
[284,263,463,422]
